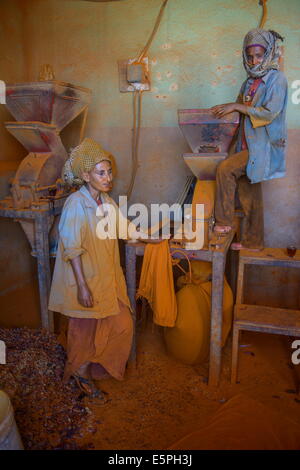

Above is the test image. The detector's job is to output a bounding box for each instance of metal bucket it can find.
[0,391,24,450]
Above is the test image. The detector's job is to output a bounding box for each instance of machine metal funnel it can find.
[178,108,239,154]
[5,121,67,156]
[178,108,239,179]
[183,152,228,180]
[5,81,91,132]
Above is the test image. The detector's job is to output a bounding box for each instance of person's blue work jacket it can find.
[236,69,288,184]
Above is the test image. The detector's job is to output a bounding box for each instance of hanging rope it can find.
[170,248,192,284]
[259,0,268,28]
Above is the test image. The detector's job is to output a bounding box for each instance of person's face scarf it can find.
[242,29,281,78]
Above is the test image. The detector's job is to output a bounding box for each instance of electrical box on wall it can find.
[118,57,150,92]
[127,63,146,84]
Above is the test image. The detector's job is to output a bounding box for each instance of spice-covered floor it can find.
[1,315,300,450]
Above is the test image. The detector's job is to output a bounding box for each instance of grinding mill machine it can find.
[3,81,91,252]
[0,80,91,329]
[178,108,239,248]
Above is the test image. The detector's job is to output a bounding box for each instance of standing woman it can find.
[49,138,134,398]
[211,29,288,250]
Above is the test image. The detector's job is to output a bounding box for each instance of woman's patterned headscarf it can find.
[62,137,113,187]
[243,28,284,78]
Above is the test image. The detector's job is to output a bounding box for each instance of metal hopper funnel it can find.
[178,109,239,180]
[5,81,91,132]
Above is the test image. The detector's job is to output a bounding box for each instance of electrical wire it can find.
[135,90,143,169]
[137,0,169,63]
[127,90,138,199]
[259,0,268,28]
[127,90,143,199]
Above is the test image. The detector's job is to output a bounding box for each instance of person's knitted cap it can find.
[62,137,113,187]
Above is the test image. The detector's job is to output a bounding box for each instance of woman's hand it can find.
[70,256,93,308]
[210,103,237,118]
[77,282,94,308]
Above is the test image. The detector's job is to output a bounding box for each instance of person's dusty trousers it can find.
[214,150,264,249]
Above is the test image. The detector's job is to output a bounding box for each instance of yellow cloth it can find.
[49,185,131,319]
[137,240,177,327]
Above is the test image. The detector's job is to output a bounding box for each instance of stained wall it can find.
[0,0,299,326]
[0,0,39,328]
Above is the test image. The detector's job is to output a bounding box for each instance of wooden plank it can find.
[229,249,239,300]
[231,326,240,384]
[131,241,213,261]
[209,230,235,252]
[35,212,53,331]
[209,250,226,387]
[240,247,300,264]
[0,208,39,219]
[171,248,212,262]
[235,259,245,305]
[240,258,300,269]
[0,196,66,220]
[234,304,300,332]
[126,243,137,366]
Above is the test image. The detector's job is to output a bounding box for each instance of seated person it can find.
[211,28,288,250]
